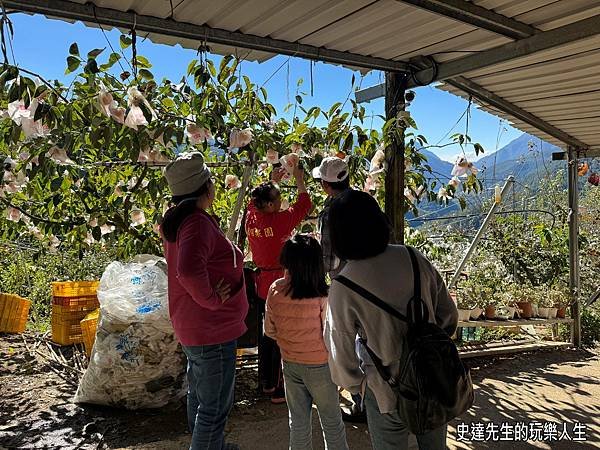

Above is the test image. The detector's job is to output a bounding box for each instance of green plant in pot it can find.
[529,285,551,318]
[458,281,485,320]
[482,287,497,320]
[547,286,570,319]
[456,290,475,322]
[496,292,517,320]
[512,284,535,319]
[536,292,555,319]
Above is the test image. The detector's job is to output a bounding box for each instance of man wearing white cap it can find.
[312,156,352,278]
[313,156,368,424]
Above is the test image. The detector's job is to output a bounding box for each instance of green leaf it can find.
[295,95,303,105]
[219,55,233,73]
[33,84,48,99]
[194,67,210,86]
[139,102,153,124]
[135,55,152,69]
[342,133,354,152]
[65,56,81,75]
[474,142,484,156]
[100,52,122,71]
[84,59,100,74]
[139,68,154,80]
[33,102,50,122]
[120,35,132,49]
[103,126,113,144]
[69,43,80,56]
[186,60,197,76]
[328,102,342,117]
[206,60,217,77]
[180,102,190,117]
[161,97,175,108]
[87,48,106,59]
[260,87,268,101]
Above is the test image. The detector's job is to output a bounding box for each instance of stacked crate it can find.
[51,281,99,345]
[0,293,30,333]
[80,309,100,357]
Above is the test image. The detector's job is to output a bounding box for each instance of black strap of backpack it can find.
[335,274,409,323]
[334,246,427,324]
[333,246,427,387]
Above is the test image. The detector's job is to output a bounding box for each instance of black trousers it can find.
[257,300,284,391]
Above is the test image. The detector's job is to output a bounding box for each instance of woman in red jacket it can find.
[162,152,248,450]
[245,165,312,403]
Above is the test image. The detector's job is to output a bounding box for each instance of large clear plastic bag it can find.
[75,256,186,409]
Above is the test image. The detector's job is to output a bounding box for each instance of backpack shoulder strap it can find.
[405,246,421,299]
[405,246,430,323]
[334,276,408,323]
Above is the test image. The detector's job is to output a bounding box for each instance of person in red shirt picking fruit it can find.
[245,162,312,404]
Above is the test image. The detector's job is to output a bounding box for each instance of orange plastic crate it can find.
[0,293,30,333]
[81,309,100,357]
[51,281,99,298]
[51,281,99,345]
[51,319,84,345]
[52,295,99,308]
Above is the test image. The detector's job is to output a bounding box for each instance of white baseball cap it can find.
[312,157,349,183]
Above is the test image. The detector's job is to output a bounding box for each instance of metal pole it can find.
[449,175,515,288]
[567,147,581,347]
[384,72,408,244]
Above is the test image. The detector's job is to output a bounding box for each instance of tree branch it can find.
[0,197,84,227]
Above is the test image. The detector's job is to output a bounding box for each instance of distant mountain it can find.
[474,133,563,187]
[407,148,457,226]
[409,133,567,228]
[420,148,453,182]
[417,133,564,188]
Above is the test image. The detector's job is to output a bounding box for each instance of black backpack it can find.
[335,246,473,435]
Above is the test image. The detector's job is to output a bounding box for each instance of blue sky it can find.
[8,12,522,162]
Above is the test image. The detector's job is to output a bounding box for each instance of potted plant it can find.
[548,287,569,319]
[514,285,534,319]
[455,291,472,322]
[459,282,484,320]
[480,286,496,320]
[537,294,553,319]
[496,293,517,320]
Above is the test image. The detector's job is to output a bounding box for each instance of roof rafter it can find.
[446,76,588,149]
[3,0,412,73]
[395,0,536,40]
[413,14,600,84]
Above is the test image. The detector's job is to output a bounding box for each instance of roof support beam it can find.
[553,149,600,160]
[446,76,589,149]
[357,13,600,100]
[413,14,600,84]
[395,0,536,39]
[3,0,412,73]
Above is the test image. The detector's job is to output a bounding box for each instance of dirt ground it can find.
[1,333,598,450]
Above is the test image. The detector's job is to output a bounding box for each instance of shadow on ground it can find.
[1,333,598,450]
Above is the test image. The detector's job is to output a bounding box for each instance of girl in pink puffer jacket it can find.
[265,235,349,450]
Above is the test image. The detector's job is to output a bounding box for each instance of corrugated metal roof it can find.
[11,0,600,151]
[438,30,600,149]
